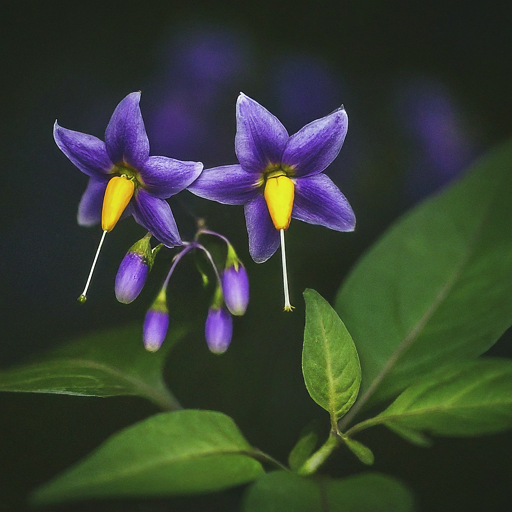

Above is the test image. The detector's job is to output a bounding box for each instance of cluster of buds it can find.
[114,226,249,354]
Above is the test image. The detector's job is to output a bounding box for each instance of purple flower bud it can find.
[221,265,249,316]
[205,307,233,354]
[143,309,169,352]
[115,252,150,304]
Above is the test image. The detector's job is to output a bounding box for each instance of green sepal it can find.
[225,243,241,271]
[128,232,156,269]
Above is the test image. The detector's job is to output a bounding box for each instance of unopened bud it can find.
[143,308,169,352]
[221,265,249,316]
[205,307,233,354]
[115,252,149,304]
[115,234,154,304]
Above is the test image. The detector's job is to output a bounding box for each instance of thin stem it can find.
[197,228,231,247]
[344,417,384,438]
[78,230,107,303]
[194,242,223,287]
[297,431,341,476]
[161,243,196,290]
[249,448,289,471]
[280,229,294,311]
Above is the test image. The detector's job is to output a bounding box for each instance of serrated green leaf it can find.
[242,471,415,512]
[303,289,361,423]
[342,437,374,465]
[288,421,321,471]
[336,140,512,411]
[0,324,186,410]
[32,410,264,505]
[375,359,512,437]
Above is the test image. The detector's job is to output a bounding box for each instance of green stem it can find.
[344,417,383,437]
[297,431,341,476]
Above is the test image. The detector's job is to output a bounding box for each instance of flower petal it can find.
[292,174,355,231]
[244,194,280,263]
[139,156,203,199]
[54,122,113,177]
[104,92,150,169]
[77,177,109,226]
[282,107,348,177]
[235,93,289,173]
[132,189,182,247]
[188,164,260,205]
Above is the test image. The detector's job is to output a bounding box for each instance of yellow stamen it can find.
[264,175,295,230]
[102,176,135,232]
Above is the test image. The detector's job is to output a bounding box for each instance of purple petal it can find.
[139,156,203,199]
[244,194,280,263]
[132,189,182,247]
[235,93,289,173]
[282,107,348,177]
[54,122,113,177]
[77,177,109,226]
[292,174,355,231]
[188,164,261,205]
[104,92,150,169]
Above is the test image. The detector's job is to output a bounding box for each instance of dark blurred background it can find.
[1,1,511,510]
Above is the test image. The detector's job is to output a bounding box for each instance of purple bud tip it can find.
[115,252,149,304]
[143,309,169,352]
[221,266,249,316]
[205,307,233,354]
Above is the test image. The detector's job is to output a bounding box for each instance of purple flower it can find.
[54,92,203,247]
[221,265,249,316]
[189,92,355,262]
[205,307,233,354]
[143,308,169,352]
[189,93,355,310]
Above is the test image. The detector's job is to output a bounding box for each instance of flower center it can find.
[102,175,135,232]
[264,174,295,230]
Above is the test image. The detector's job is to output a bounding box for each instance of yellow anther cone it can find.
[102,176,135,232]
[264,175,295,230]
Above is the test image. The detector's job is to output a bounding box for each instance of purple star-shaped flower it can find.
[54,92,203,247]
[188,93,355,264]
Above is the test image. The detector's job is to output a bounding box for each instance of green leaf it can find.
[288,421,321,471]
[303,289,361,423]
[243,471,415,512]
[336,140,512,410]
[342,437,374,465]
[32,410,264,505]
[375,359,512,437]
[384,423,432,448]
[0,323,186,410]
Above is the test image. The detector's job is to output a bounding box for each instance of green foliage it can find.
[342,437,374,465]
[336,140,512,410]
[242,471,415,512]
[0,324,186,410]
[375,359,512,438]
[32,410,264,505]
[288,422,321,471]
[303,289,361,424]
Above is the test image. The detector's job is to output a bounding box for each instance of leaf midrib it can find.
[0,357,168,405]
[40,446,255,493]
